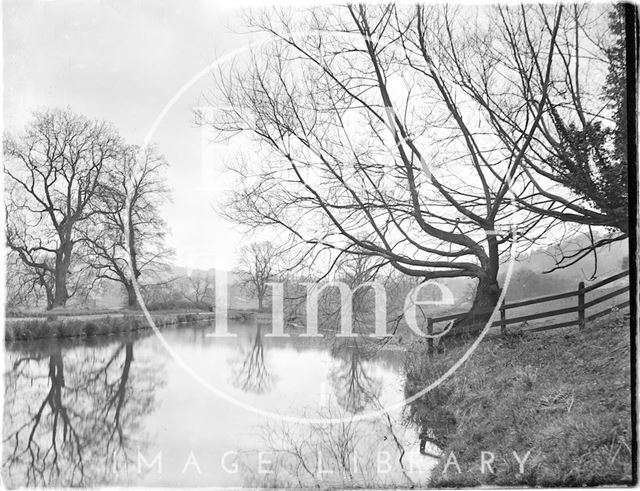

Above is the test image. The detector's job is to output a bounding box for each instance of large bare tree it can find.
[203,5,565,333]
[4,109,120,309]
[82,144,172,307]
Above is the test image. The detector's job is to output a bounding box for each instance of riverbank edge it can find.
[406,318,632,487]
[3,310,242,342]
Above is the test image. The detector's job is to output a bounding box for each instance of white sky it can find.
[3,0,257,270]
[2,0,614,272]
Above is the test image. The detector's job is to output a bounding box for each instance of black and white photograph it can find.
[2,0,637,488]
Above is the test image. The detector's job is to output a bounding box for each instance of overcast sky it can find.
[4,0,256,270]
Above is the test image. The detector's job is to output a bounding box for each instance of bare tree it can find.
[203,5,564,333]
[4,109,120,309]
[181,271,215,308]
[5,249,50,309]
[434,4,630,270]
[81,144,172,307]
[236,241,282,311]
[523,4,628,238]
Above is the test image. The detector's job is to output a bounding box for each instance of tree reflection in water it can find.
[236,403,427,488]
[403,350,457,459]
[231,324,272,393]
[329,338,382,414]
[235,338,433,488]
[3,335,162,487]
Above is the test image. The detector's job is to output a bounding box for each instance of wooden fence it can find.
[428,269,631,336]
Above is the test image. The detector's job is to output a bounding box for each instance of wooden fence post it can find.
[578,281,585,329]
[500,300,507,336]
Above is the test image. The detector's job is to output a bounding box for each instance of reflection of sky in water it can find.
[3,322,440,487]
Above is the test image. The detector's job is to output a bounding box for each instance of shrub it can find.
[49,320,64,338]
[83,322,98,337]
[121,317,136,331]
[145,299,212,311]
[106,318,120,334]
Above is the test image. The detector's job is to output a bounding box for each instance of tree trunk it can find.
[43,282,54,310]
[52,264,69,309]
[52,272,68,308]
[452,275,501,336]
[448,234,501,338]
[51,240,73,309]
[125,282,139,309]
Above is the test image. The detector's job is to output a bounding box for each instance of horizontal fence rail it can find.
[430,269,631,336]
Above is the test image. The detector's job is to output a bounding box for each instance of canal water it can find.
[3,320,444,487]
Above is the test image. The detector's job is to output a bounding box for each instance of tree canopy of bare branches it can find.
[203,4,577,333]
[5,109,120,308]
[444,4,631,269]
[5,109,172,310]
[236,241,283,310]
[82,144,172,307]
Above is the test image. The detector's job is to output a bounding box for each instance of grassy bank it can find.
[5,311,217,341]
[405,318,633,486]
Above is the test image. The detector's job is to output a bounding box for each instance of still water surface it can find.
[3,321,442,487]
